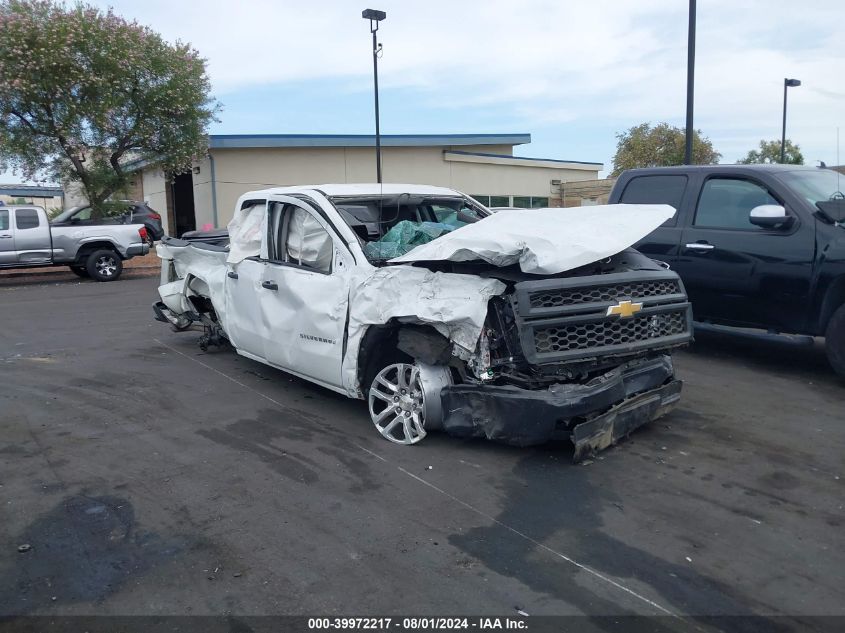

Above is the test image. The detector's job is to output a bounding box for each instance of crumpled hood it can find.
[389,204,676,275]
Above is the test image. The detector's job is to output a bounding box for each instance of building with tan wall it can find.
[132,133,602,236]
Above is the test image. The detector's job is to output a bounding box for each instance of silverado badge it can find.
[606,300,643,318]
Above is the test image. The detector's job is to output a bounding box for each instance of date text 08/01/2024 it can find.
[307,617,527,630]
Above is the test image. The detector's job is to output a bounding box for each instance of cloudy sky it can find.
[5,0,844,182]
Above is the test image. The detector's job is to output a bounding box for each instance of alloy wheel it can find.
[368,363,427,444]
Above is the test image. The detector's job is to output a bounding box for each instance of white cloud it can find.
[108,0,842,164]
[4,0,843,185]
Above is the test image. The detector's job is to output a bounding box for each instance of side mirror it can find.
[69,216,80,224]
[749,205,793,229]
[816,200,845,224]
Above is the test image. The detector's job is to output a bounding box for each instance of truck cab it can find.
[609,165,845,375]
[0,206,54,265]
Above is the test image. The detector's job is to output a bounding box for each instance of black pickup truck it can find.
[609,165,845,376]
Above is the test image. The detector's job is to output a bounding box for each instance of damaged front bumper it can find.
[439,356,681,461]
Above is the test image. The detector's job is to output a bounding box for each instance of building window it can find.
[472,195,548,209]
[513,196,549,208]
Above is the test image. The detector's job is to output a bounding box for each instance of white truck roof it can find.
[244,183,465,198]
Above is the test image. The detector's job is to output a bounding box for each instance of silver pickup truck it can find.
[0,205,149,281]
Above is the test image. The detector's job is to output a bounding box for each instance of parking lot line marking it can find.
[353,443,388,463]
[394,466,675,617]
[153,336,674,617]
[153,338,294,410]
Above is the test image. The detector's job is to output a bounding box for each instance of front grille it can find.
[512,271,692,365]
[529,279,681,309]
[534,310,687,354]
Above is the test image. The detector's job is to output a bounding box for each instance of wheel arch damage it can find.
[343,266,506,397]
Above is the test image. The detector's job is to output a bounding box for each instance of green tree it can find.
[737,139,803,165]
[0,0,219,216]
[611,122,721,176]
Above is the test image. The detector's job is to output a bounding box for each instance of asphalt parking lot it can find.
[1,276,843,630]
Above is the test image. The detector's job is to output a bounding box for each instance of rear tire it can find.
[825,303,845,377]
[85,248,123,282]
[69,266,89,278]
[144,225,156,247]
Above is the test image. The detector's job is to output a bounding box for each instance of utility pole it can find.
[684,0,696,165]
[362,9,386,182]
[781,78,802,163]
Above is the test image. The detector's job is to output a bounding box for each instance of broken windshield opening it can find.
[330,195,488,262]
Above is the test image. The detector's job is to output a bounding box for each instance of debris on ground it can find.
[17,544,31,553]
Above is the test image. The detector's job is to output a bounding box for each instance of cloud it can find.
[107,0,841,165]
[5,0,844,185]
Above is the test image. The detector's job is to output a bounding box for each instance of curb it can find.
[0,266,159,279]
[0,266,160,281]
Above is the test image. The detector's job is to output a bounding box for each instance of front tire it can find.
[86,249,123,282]
[367,360,453,445]
[825,303,845,377]
[369,363,428,444]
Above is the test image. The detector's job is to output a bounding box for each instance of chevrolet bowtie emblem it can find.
[606,300,643,318]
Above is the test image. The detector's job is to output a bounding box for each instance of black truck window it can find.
[619,175,687,226]
[694,178,779,230]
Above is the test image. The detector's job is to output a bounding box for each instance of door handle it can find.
[685,242,715,251]
[261,280,278,290]
[0,235,12,239]
[227,271,238,279]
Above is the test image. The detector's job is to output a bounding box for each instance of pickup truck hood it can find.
[389,204,675,275]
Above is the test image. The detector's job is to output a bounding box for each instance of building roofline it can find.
[445,150,603,167]
[0,184,64,197]
[209,133,531,149]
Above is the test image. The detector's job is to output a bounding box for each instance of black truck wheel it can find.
[825,303,845,378]
[85,248,123,282]
[69,266,89,278]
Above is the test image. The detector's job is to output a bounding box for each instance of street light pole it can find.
[781,78,801,163]
[684,0,696,165]
[362,9,386,183]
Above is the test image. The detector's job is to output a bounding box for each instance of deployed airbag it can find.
[363,220,457,260]
[287,207,333,271]
[389,204,676,274]
[226,202,266,264]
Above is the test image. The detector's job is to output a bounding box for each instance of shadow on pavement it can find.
[685,328,839,386]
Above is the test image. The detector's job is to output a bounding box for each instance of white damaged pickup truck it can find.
[153,184,692,460]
